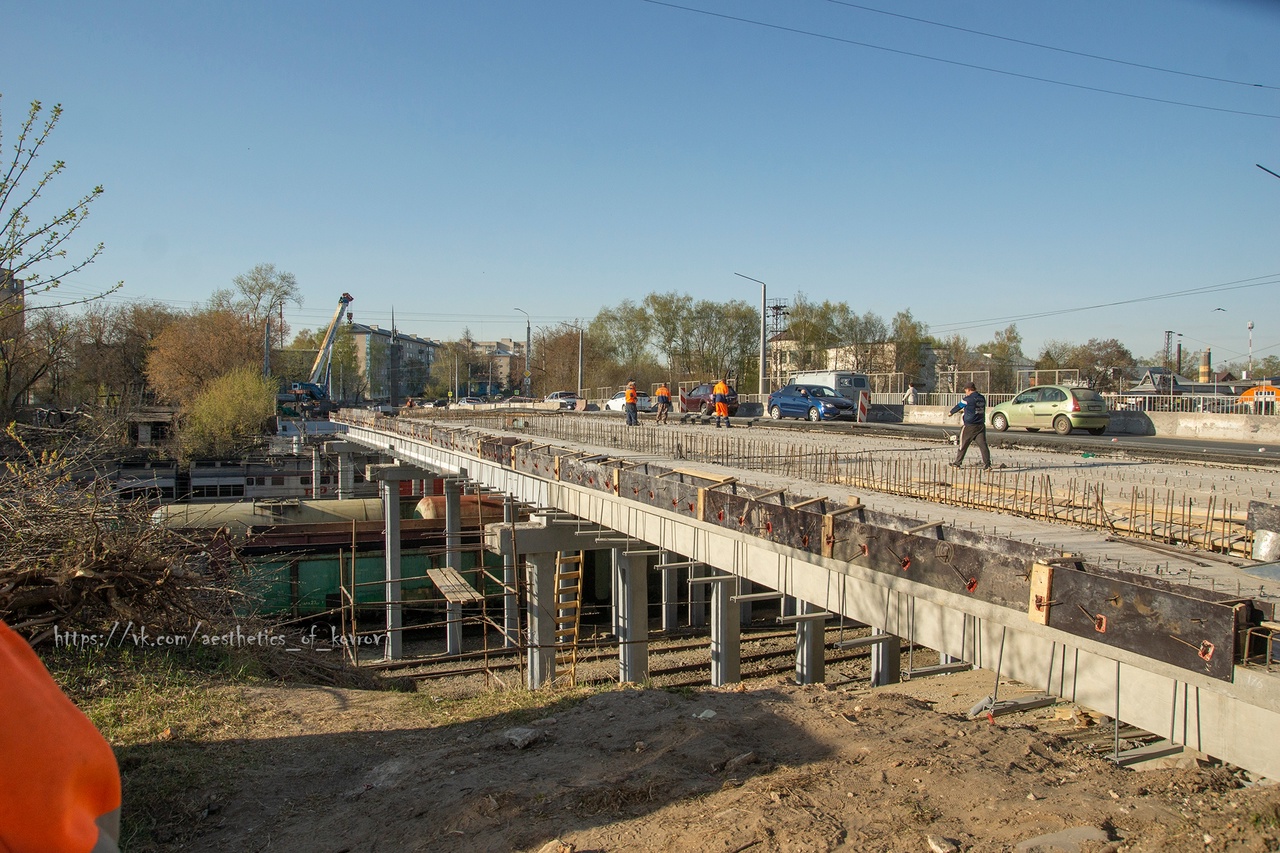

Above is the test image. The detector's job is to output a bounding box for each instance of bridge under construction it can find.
[329,407,1280,780]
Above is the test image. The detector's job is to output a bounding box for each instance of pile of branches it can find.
[0,422,242,645]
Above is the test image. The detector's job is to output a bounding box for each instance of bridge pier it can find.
[525,551,558,688]
[617,552,650,683]
[793,602,828,685]
[323,440,360,499]
[691,572,741,685]
[659,550,679,632]
[502,496,519,649]
[443,477,464,656]
[871,629,902,686]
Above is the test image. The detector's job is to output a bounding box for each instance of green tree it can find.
[891,310,930,387]
[590,300,653,375]
[1067,338,1136,391]
[642,292,695,375]
[178,367,277,459]
[974,324,1025,392]
[831,309,888,372]
[785,294,839,371]
[0,98,119,420]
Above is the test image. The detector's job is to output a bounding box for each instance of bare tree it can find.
[212,263,301,348]
[0,98,119,419]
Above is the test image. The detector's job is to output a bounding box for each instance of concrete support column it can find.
[659,551,679,632]
[337,453,354,499]
[311,446,322,499]
[381,479,403,661]
[870,629,901,686]
[691,573,740,686]
[739,579,754,627]
[502,496,519,649]
[688,563,707,628]
[794,601,826,685]
[610,547,623,638]
[444,478,463,656]
[616,552,650,684]
[781,596,797,619]
[525,552,557,689]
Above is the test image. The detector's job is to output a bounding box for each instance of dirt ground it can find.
[160,666,1280,853]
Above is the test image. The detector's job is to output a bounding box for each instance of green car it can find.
[988,385,1110,436]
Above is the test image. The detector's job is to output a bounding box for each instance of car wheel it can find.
[1053,415,1073,435]
[807,407,822,422]
[991,412,1008,432]
[769,405,782,420]
[703,403,714,416]
[1087,427,1106,436]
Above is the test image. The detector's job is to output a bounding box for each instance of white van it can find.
[788,370,871,400]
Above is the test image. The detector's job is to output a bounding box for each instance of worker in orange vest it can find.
[654,382,671,424]
[0,620,122,853]
[713,376,731,428]
[623,380,640,426]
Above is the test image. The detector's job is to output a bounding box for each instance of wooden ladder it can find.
[552,551,584,686]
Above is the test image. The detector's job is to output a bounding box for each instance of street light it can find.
[515,308,531,397]
[1248,321,1255,379]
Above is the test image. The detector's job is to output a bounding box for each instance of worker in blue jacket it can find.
[948,382,991,470]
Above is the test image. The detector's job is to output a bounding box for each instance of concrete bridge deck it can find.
[332,408,1280,779]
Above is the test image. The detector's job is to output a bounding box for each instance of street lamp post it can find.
[515,308,531,397]
[734,272,769,397]
[1248,321,1255,379]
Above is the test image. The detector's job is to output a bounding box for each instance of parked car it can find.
[544,391,581,410]
[679,383,739,416]
[767,384,856,422]
[604,390,654,413]
[988,385,1110,435]
[455,397,485,406]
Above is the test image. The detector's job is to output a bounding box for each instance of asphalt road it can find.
[728,414,1280,467]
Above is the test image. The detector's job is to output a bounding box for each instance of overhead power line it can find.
[636,0,1280,120]
[931,273,1280,335]
[822,0,1280,92]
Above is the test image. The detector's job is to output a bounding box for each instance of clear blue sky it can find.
[7,0,1279,367]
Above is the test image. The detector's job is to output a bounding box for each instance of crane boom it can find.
[290,292,353,403]
[307,292,355,386]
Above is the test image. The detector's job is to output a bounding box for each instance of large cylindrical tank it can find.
[153,498,385,535]
[412,494,507,524]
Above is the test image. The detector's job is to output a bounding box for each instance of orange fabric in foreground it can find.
[0,621,121,853]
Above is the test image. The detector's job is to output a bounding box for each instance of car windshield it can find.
[1074,389,1103,402]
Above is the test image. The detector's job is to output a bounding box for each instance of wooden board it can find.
[427,568,484,603]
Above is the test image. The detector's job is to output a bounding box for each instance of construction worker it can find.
[624,380,640,426]
[712,376,731,428]
[948,381,991,470]
[0,620,122,853]
[654,382,671,424]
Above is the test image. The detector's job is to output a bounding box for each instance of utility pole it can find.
[515,308,531,397]
[734,273,769,396]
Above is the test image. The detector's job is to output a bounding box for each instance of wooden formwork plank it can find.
[427,568,483,603]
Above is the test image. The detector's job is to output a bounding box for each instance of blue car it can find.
[767,384,856,422]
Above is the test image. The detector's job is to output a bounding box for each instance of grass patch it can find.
[410,683,602,728]
[44,644,286,850]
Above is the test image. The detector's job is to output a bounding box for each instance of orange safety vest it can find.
[625,386,638,404]
[655,385,670,402]
[713,380,729,401]
[0,621,122,853]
